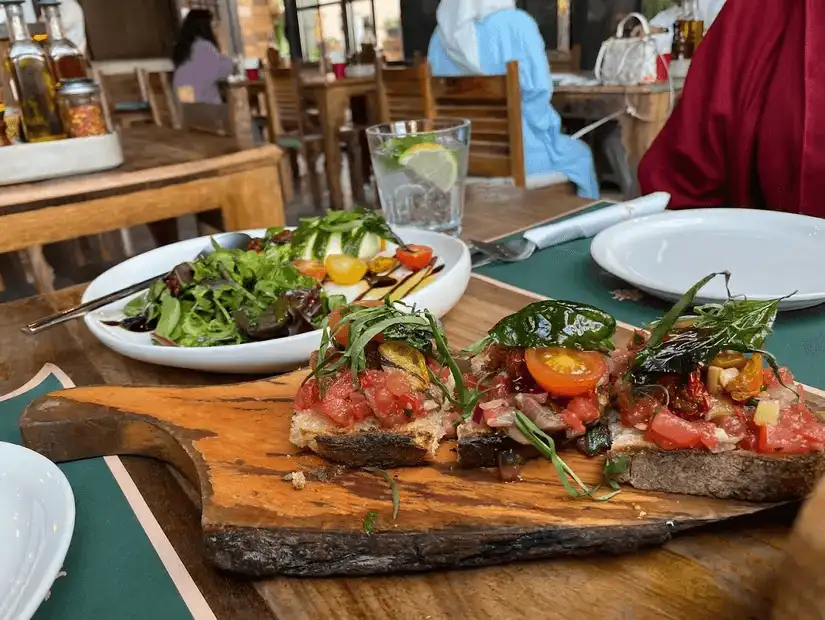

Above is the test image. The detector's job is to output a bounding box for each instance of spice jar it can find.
[0,105,9,146]
[56,79,108,138]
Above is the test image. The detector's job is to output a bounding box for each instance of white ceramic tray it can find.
[0,132,123,186]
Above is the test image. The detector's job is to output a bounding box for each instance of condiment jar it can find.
[0,104,9,146]
[56,79,108,138]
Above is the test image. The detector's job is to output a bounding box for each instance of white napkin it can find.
[523,192,671,249]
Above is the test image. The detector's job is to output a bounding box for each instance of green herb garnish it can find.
[632,272,788,383]
[363,511,378,534]
[364,467,400,520]
[603,455,629,491]
[464,300,616,356]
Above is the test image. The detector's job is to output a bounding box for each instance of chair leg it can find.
[304,146,324,210]
[602,126,636,199]
[148,218,180,247]
[345,135,366,206]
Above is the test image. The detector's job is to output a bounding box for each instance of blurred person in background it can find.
[427,0,599,199]
[638,0,825,216]
[172,9,233,105]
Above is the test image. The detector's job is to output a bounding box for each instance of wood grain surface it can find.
[19,276,812,579]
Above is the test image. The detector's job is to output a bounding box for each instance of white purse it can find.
[594,12,659,86]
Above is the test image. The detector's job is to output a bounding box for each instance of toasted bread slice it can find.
[290,407,446,468]
[607,411,825,502]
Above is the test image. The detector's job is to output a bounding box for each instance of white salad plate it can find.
[591,209,825,311]
[0,442,75,620]
[82,227,472,373]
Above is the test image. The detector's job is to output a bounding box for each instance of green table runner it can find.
[477,203,825,389]
[1,372,196,620]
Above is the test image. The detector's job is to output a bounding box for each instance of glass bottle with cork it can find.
[0,0,65,141]
[39,0,88,82]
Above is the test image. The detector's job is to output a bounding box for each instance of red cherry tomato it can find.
[327,300,384,347]
[395,244,434,271]
[524,347,607,397]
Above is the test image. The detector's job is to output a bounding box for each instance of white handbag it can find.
[594,12,659,86]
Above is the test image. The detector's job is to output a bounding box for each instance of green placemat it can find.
[476,204,825,389]
[1,372,195,620]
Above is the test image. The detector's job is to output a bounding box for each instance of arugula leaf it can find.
[603,455,629,490]
[468,300,616,353]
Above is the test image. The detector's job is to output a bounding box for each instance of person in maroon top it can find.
[638,0,825,217]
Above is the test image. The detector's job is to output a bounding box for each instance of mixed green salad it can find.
[116,209,404,348]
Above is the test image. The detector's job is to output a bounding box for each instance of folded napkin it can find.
[523,192,671,249]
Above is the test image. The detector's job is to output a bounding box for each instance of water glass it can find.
[367,119,470,236]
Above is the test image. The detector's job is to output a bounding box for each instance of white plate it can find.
[591,209,825,311]
[0,443,75,620]
[82,227,472,373]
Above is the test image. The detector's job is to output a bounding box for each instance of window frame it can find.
[287,0,378,61]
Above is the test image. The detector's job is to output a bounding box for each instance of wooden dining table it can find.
[0,182,804,620]
[0,125,285,293]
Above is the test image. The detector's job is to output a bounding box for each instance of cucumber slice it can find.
[312,230,332,260]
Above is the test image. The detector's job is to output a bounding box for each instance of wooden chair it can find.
[548,44,582,73]
[375,57,435,123]
[432,60,526,188]
[263,62,366,207]
[94,69,154,129]
[138,69,182,130]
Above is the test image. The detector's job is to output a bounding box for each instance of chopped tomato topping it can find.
[763,366,795,389]
[560,393,602,436]
[395,244,433,271]
[524,347,607,397]
[646,409,703,450]
[620,394,661,428]
[295,378,319,410]
[759,424,811,454]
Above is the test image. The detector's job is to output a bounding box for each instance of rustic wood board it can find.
[20,367,790,578]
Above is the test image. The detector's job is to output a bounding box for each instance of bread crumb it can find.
[638,510,647,519]
[283,471,307,490]
[666,520,675,527]
[632,503,642,511]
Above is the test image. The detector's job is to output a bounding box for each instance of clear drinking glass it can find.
[367,119,470,236]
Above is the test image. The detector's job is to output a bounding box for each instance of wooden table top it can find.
[0,184,794,619]
[0,126,282,214]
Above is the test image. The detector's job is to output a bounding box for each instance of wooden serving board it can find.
[20,370,785,578]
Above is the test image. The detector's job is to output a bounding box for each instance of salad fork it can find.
[23,232,253,335]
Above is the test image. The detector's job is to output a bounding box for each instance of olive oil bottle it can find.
[1,0,66,142]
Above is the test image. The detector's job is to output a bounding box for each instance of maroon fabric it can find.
[638,0,825,217]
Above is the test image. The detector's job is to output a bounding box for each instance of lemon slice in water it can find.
[397,143,458,192]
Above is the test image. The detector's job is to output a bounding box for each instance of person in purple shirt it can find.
[172,9,234,104]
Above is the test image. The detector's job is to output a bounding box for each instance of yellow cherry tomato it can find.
[325,254,368,285]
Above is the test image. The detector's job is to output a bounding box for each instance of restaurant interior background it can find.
[2,0,678,74]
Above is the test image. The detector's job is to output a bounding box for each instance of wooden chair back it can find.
[263,63,307,135]
[93,68,153,128]
[432,60,526,187]
[138,69,182,130]
[375,57,435,123]
[549,44,582,73]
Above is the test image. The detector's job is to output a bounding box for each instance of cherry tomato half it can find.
[327,300,385,348]
[292,259,326,282]
[325,254,368,285]
[395,244,434,271]
[524,347,607,397]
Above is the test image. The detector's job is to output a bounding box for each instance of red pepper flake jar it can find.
[56,79,108,138]
[0,104,10,147]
